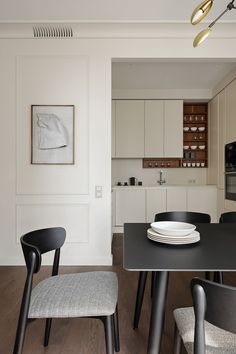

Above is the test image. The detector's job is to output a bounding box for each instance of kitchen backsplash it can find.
[112,159,207,186]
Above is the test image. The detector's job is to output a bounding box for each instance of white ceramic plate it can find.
[147,229,200,245]
[150,221,196,236]
[148,229,198,240]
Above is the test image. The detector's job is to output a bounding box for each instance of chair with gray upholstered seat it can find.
[13,227,119,354]
[173,277,236,354]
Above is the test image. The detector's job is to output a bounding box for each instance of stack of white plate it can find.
[147,221,200,245]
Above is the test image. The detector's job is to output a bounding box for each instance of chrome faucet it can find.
[157,170,166,185]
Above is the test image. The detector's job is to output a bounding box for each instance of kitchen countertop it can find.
[112,184,217,189]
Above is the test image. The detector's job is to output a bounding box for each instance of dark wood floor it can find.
[1,234,236,354]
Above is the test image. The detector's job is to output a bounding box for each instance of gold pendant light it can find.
[193,28,212,47]
[191,0,236,47]
[191,0,214,25]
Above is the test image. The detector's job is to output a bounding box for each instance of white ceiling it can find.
[2,1,236,91]
[112,60,236,90]
[1,0,236,23]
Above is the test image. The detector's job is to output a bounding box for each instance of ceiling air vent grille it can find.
[33,26,73,38]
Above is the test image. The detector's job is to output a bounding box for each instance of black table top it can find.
[123,223,236,271]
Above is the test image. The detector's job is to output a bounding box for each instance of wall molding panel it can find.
[16,203,90,244]
[16,54,89,195]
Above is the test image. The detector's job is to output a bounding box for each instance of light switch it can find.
[95,185,103,198]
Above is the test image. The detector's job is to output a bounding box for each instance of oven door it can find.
[225,172,236,201]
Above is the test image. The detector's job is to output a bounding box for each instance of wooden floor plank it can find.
[1,234,236,354]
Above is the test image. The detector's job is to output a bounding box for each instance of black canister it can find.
[129,177,137,186]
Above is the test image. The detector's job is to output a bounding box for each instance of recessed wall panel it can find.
[16,204,89,243]
[16,55,89,195]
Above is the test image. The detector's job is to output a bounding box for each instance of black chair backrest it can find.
[191,277,236,354]
[21,227,66,274]
[154,211,211,223]
[219,212,236,223]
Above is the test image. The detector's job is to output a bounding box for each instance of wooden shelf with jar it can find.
[143,158,180,168]
[181,103,208,168]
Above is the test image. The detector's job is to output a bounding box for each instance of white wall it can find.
[0,40,112,265]
[1,26,236,265]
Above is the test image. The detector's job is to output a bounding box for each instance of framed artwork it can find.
[31,105,75,164]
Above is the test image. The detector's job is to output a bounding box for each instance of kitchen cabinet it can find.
[115,100,145,158]
[218,90,226,189]
[113,99,183,158]
[167,187,187,211]
[144,100,164,157]
[225,78,236,144]
[187,186,217,222]
[208,90,226,191]
[115,188,146,226]
[113,186,217,228]
[112,100,116,158]
[208,96,219,185]
[144,100,183,158]
[164,100,183,157]
[146,188,166,222]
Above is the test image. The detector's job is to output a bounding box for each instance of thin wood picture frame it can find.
[31,105,75,165]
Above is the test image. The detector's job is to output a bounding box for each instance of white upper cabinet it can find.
[164,100,183,157]
[218,90,226,189]
[144,100,183,158]
[208,96,219,186]
[145,100,164,157]
[113,99,183,158]
[115,100,145,158]
[225,79,236,144]
[112,100,116,158]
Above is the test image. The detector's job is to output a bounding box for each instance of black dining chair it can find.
[173,277,236,354]
[133,211,211,329]
[220,211,236,223]
[13,227,120,354]
[214,211,236,284]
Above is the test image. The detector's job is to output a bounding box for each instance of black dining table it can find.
[123,222,236,354]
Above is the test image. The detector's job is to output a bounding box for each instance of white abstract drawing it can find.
[31,105,74,164]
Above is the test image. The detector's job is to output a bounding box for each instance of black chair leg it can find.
[205,271,211,281]
[213,271,224,284]
[103,316,114,354]
[13,318,28,354]
[13,267,34,354]
[113,306,120,352]
[133,271,148,329]
[44,318,52,346]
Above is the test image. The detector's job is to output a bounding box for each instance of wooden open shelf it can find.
[182,103,208,168]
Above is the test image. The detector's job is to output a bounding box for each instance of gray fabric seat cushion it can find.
[174,307,236,354]
[29,271,118,319]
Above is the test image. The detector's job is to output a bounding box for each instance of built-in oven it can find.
[225,142,236,201]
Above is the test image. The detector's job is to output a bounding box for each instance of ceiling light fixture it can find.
[191,0,214,25]
[191,0,236,47]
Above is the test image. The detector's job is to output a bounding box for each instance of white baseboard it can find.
[113,226,124,233]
